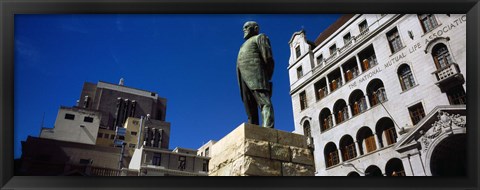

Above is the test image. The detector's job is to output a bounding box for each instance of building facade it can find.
[18,79,211,176]
[288,14,466,176]
[77,80,168,130]
[40,106,102,145]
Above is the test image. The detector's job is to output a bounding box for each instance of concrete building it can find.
[288,14,466,176]
[17,136,124,176]
[18,79,174,176]
[77,80,168,130]
[40,106,102,145]
[197,140,216,157]
[127,146,209,176]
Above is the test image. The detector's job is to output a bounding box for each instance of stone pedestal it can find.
[209,123,315,176]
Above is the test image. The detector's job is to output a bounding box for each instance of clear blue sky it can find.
[14,14,340,158]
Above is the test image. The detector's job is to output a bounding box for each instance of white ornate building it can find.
[288,14,466,176]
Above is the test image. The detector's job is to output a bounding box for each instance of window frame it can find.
[386,27,404,54]
[397,64,416,91]
[358,20,369,34]
[296,66,304,79]
[299,91,307,111]
[295,45,301,58]
[408,103,426,125]
[343,32,352,45]
[418,14,439,33]
[83,116,94,123]
[152,153,161,166]
[64,113,75,120]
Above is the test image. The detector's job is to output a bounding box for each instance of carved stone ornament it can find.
[419,111,466,152]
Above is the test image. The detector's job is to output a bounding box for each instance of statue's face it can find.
[243,22,258,40]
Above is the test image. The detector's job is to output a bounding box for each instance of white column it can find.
[364,95,371,109]
[339,67,346,85]
[331,114,337,126]
[325,76,331,94]
[355,55,363,73]
[373,133,381,150]
[347,104,352,119]
[338,148,344,162]
[355,141,362,156]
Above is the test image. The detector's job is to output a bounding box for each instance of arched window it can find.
[375,117,398,148]
[303,121,311,137]
[349,90,368,116]
[324,142,340,167]
[319,108,333,132]
[365,165,383,176]
[432,43,453,70]
[356,127,377,155]
[347,172,360,176]
[340,135,357,161]
[397,64,416,91]
[367,79,387,107]
[385,158,406,176]
[333,99,349,124]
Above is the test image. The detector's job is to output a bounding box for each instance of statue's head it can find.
[243,21,259,40]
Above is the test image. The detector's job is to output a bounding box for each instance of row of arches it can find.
[322,117,397,167]
[346,158,405,176]
[317,79,387,132]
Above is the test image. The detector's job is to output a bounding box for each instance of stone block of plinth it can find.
[208,123,314,176]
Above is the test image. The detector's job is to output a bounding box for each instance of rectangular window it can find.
[131,131,138,136]
[343,33,352,44]
[446,85,466,105]
[110,134,115,139]
[418,14,438,33]
[97,133,103,138]
[83,116,94,123]
[359,20,368,34]
[296,66,303,79]
[387,27,403,53]
[202,160,209,172]
[64,113,75,120]
[295,46,301,58]
[409,103,426,125]
[104,134,109,139]
[316,54,324,66]
[205,147,210,157]
[152,153,161,166]
[329,44,337,55]
[299,91,307,110]
[129,144,136,148]
[178,156,186,170]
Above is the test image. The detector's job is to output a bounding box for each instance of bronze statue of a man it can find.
[237,21,275,128]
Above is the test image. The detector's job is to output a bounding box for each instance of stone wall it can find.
[209,123,314,176]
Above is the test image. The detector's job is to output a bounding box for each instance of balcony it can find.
[356,28,370,42]
[433,63,465,91]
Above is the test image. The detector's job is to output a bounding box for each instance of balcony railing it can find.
[336,107,349,124]
[352,98,368,116]
[371,87,388,106]
[90,166,122,176]
[317,86,328,100]
[356,28,370,41]
[433,63,462,82]
[329,77,343,91]
[344,67,360,82]
[322,115,334,131]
